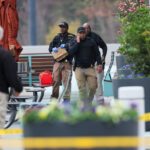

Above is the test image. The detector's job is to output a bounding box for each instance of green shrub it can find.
[118,0,150,76]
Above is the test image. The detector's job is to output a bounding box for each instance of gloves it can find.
[52,47,58,53]
[60,44,65,49]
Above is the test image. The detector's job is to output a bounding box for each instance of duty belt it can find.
[77,64,94,68]
[58,59,69,63]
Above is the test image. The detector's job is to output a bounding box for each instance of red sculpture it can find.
[0,0,22,61]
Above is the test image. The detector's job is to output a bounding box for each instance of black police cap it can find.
[59,22,69,28]
[77,27,86,33]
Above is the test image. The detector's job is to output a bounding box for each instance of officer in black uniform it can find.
[49,21,75,102]
[69,27,102,102]
[83,23,107,98]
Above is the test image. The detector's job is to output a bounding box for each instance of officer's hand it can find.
[77,34,80,43]
[60,44,65,49]
[97,65,102,74]
[52,47,58,53]
[102,56,105,62]
[13,92,20,97]
[9,45,15,56]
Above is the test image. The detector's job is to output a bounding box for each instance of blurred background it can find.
[17,0,149,45]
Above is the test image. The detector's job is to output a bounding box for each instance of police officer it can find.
[49,21,75,102]
[69,27,102,102]
[83,23,107,98]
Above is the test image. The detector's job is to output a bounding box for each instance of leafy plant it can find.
[118,0,145,18]
[117,1,150,76]
[23,101,138,125]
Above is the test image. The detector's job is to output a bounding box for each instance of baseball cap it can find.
[59,22,69,29]
[77,27,86,33]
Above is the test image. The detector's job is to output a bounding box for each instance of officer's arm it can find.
[49,36,58,53]
[93,40,102,65]
[68,38,79,56]
[97,35,107,57]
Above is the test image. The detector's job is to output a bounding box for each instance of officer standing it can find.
[49,22,75,102]
[69,27,102,102]
[83,23,107,98]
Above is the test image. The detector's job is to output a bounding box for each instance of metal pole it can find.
[29,0,37,45]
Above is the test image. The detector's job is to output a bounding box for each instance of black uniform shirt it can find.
[87,32,107,57]
[69,37,102,68]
